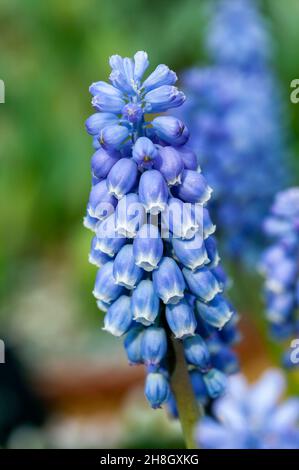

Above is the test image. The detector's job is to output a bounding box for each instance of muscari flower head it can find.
[179,0,290,268]
[84,51,239,410]
[205,0,271,72]
[260,188,299,368]
[196,369,299,449]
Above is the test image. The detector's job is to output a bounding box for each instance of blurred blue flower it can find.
[206,0,271,71]
[180,0,290,266]
[260,188,299,368]
[197,369,299,449]
[85,51,239,410]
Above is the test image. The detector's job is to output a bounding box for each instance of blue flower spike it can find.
[180,0,290,267]
[260,188,299,368]
[84,51,239,411]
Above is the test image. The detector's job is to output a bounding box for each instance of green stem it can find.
[170,339,203,449]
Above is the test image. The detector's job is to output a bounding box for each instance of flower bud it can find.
[109,55,136,94]
[134,51,149,81]
[142,64,177,92]
[87,180,117,220]
[132,137,158,169]
[113,244,143,289]
[196,294,233,329]
[141,327,167,366]
[153,257,185,305]
[107,158,138,200]
[92,94,125,114]
[103,295,132,336]
[183,267,222,302]
[85,113,118,136]
[152,116,189,146]
[183,335,211,371]
[124,326,145,365]
[154,146,184,186]
[172,170,212,204]
[91,147,120,180]
[100,125,130,150]
[144,85,185,113]
[90,81,124,112]
[133,224,163,272]
[131,280,160,325]
[139,170,168,214]
[165,299,197,338]
[144,372,170,409]
[93,261,124,304]
[89,80,123,98]
[172,233,209,271]
[122,57,135,89]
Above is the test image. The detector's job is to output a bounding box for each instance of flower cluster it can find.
[205,0,271,71]
[196,369,299,449]
[84,51,239,410]
[179,0,289,266]
[260,188,299,367]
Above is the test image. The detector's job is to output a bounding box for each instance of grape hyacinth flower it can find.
[259,188,299,368]
[84,51,239,411]
[197,369,299,449]
[179,0,290,267]
[205,0,271,72]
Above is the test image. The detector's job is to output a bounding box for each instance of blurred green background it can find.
[0,0,299,449]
